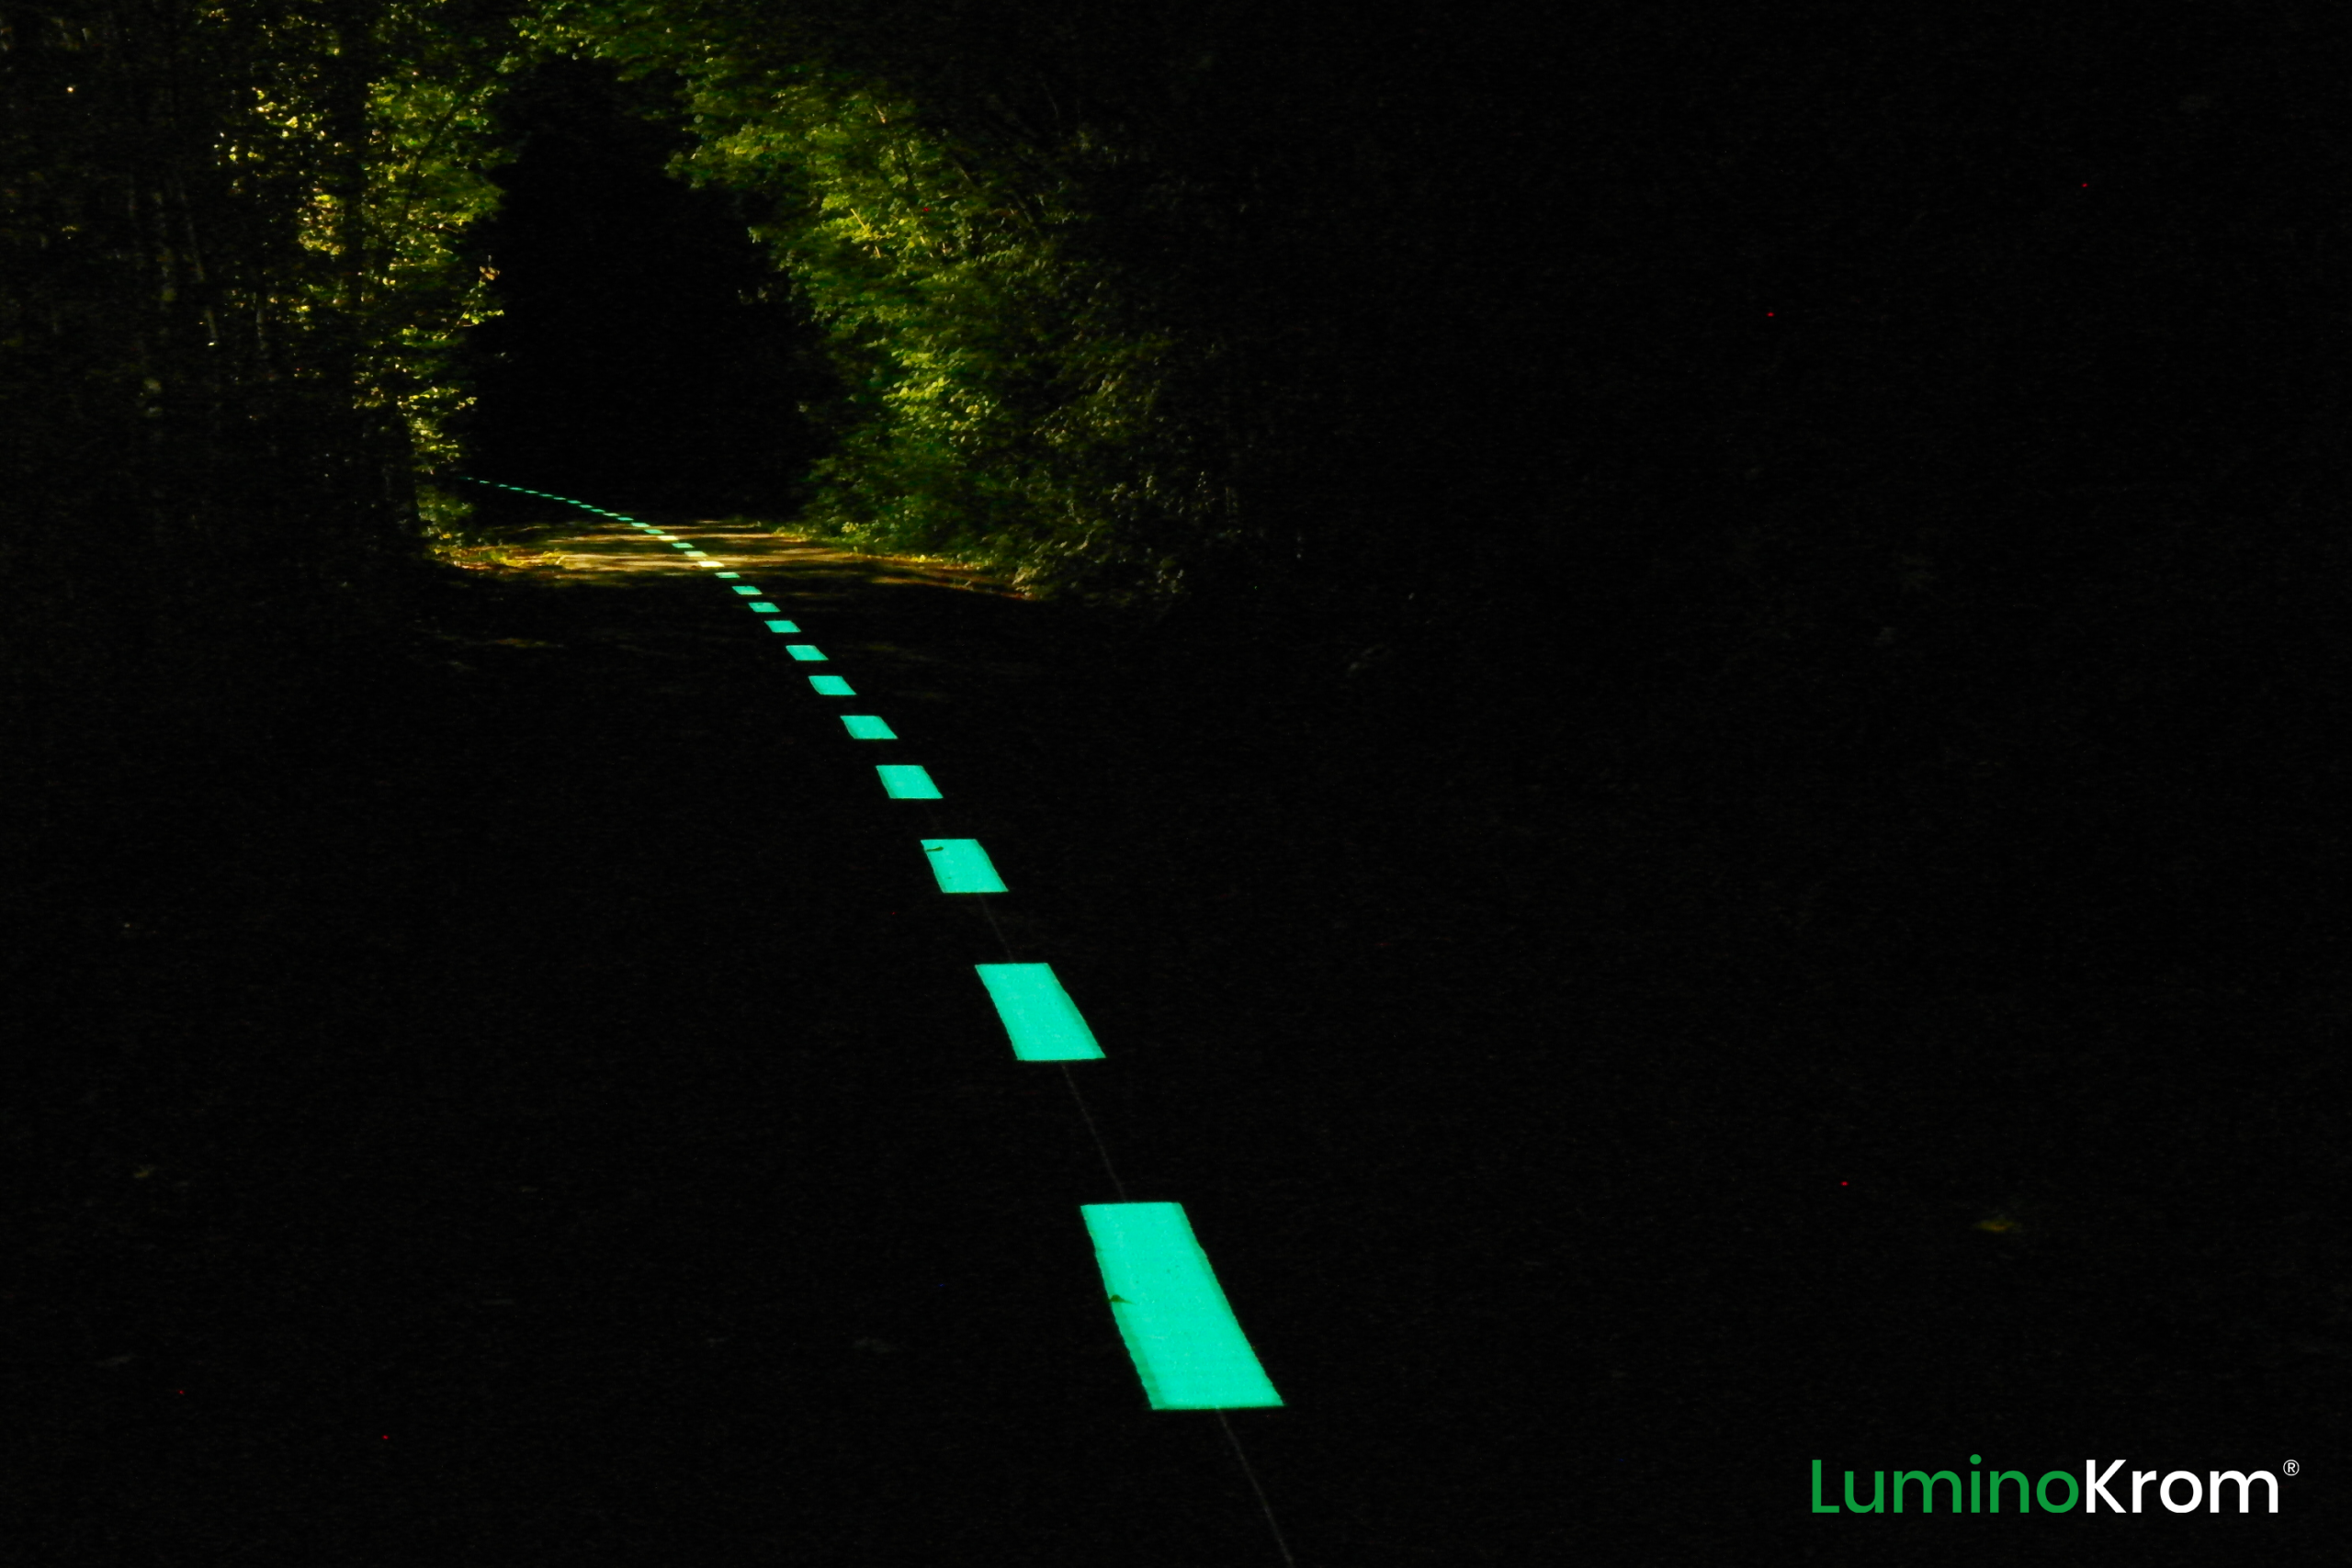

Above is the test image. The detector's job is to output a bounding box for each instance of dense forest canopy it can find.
[5,1,2347,990]
[4,0,1569,758]
[3,0,519,747]
[5,0,1560,638]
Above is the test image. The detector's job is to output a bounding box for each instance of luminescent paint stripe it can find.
[786,644,828,661]
[841,715,897,740]
[808,675,855,696]
[922,839,1007,894]
[764,620,803,634]
[716,572,741,580]
[747,600,780,613]
[876,763,941,799]
[730,586,763,596]
[975,963,1102,1061]
[684,550,711,558]
[670,543,695,551]
[1080,1202,1283,1410]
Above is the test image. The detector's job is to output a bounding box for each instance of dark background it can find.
[446,11,2352,1013]
[7,3,2351,1562]
[454,60,837,514]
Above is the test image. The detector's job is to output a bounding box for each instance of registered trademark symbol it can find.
[2282,1459,2301,1477]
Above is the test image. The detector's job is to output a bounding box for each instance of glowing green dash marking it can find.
[747,600,780,613]
[730,586,763,596]
[808,676,855,696]
[975,963,1102,1060]
[669,542,695,550]
[763,620,802,634]
[786,644,828,662]
[922,839,1006,893]
[1080,1202,1283,1410]
[876,764,940,799]
[716,572,741,579]
[841,715,897,739]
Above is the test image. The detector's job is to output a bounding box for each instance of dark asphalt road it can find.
[4,500,2345,1565]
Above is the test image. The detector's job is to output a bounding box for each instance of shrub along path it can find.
[2,495,2341,1563]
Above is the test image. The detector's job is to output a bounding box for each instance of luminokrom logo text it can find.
[1811,1457,2284,1515]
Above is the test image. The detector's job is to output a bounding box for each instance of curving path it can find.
[9,482,2341,1564]
[6,483,1556,1564]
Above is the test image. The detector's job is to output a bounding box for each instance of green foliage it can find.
[1,0,532,790]
[3,1,524,514]
[235,0,523,470]
[10,0,1528,700]
[523,0,1245,608]
[415,479,478,536]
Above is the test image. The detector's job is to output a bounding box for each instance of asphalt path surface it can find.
[5,501,2344,1564]
[6,508,1564,1564]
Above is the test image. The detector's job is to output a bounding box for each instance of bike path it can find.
[6,492,1426,1564]
[14,489,2336,1564]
